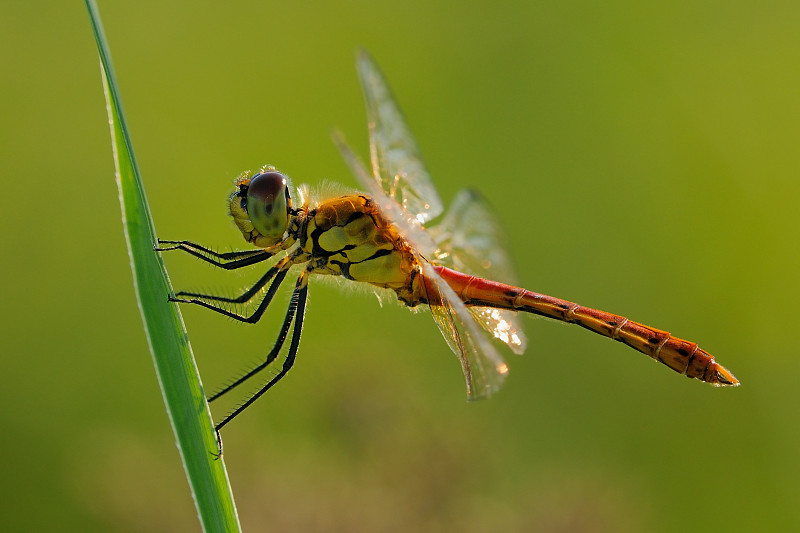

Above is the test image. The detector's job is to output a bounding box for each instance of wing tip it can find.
[356,48,378,78]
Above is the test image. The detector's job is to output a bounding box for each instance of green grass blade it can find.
[84,2,241,531]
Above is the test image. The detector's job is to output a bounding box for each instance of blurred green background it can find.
[3,1,799,531]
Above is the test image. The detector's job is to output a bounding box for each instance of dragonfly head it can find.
[229,167,294,247]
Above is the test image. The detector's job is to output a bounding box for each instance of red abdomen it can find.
[430,266,739,386]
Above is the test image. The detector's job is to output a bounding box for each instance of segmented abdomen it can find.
[433,266,739,386]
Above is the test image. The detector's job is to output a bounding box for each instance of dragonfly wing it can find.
[467,308,526,355]
[356,50,444,224]
[422,262,509,399]
[428,189,527,354]
[339,54,509,397]
[335,136,507,398]
[333,132,437,254]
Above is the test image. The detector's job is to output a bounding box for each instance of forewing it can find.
[357,50,443,223]
[422,262,509,399]
[428,189,527,354]
[333,132,437,255]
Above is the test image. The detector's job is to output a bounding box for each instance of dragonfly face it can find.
[229,169,294,248]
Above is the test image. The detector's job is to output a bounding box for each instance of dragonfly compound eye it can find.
[246,171,292,241]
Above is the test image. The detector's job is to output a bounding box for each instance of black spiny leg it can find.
[207,271,307,402]
[170,258,292,324]
[174,261,285,304]
[155,240,273,270]
[212,270,309,457]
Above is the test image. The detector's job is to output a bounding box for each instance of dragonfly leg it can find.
[170,260,291,324]
[155,240,272,270]
[207,272,307,402]
[212,270,309,446]
[174,262,284,304]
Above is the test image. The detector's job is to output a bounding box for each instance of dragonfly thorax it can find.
[300,194,423,303]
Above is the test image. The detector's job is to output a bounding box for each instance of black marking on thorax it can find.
[294,209,314,250]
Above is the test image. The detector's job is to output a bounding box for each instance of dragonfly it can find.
[157,51,738,444]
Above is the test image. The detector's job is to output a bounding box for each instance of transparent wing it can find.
[427,189,527,354]
[333,132,437,255]
[357,50,443,224]
[334,136,508,398]
[422,262,509,399]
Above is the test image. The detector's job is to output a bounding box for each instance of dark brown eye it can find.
[246,172,291,240]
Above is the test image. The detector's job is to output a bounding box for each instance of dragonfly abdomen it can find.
[433,266,739,387]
